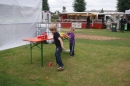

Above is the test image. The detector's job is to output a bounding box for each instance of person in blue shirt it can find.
[66,27,75,57]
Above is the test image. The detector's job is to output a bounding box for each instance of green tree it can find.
[100,8,104,13]
[117,0,130,12]
[42,0,50,11]
[73,0,86,12]
[62,6,67,12]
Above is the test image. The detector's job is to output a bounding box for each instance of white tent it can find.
[0,0,42,51]
[125,10,130,14]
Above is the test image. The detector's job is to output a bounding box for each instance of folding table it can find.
[23,36,53,66]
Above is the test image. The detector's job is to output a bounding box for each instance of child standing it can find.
[49,24,65,71]
[66,27,75,57]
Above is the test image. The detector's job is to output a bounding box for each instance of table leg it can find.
[30,42,32,64]
[41,42,43,66]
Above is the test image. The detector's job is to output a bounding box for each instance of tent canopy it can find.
[125,10,130,14]
[0,0,42,51]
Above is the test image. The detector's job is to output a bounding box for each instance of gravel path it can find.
[75,34,119,40]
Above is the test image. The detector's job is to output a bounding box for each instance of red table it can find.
[23,36,53,66]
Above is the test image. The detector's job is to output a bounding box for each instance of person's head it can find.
[49,24,58,34]
[70,27,74,32]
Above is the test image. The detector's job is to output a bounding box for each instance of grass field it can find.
[0,29,130,86]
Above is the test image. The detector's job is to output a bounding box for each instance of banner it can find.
[72,22,82,28]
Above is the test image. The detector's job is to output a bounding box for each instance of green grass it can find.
[63,28,130,38]
[0,29,130,86]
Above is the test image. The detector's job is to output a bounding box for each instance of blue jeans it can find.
[55,47,64,67]
[70,43,75,56]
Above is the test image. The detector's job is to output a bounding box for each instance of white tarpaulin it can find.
[0,0,42,51]
[125,10,130,14]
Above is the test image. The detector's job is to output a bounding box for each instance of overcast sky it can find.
[48,0,117,12]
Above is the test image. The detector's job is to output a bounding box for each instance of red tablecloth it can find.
[23,36,53,42]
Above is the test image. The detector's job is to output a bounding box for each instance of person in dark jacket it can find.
[86,16,90,28]
[120,16,126,32]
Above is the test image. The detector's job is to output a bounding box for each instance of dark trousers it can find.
[70,43,75,56]
[55,47,64,67]
[121,24,125,32]
[86,22,90,28]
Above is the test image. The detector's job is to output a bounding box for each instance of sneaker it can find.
[57,67,64,71]
[69,56,72,58]
[69,55,74,57]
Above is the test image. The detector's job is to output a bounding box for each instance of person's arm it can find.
[65,33,71,39]
[58,37,65,50]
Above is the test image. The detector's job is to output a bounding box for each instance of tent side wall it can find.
[0,0,42,51]
[125,10,130,31]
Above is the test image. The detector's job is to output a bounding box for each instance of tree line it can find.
[43,0,130,12]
